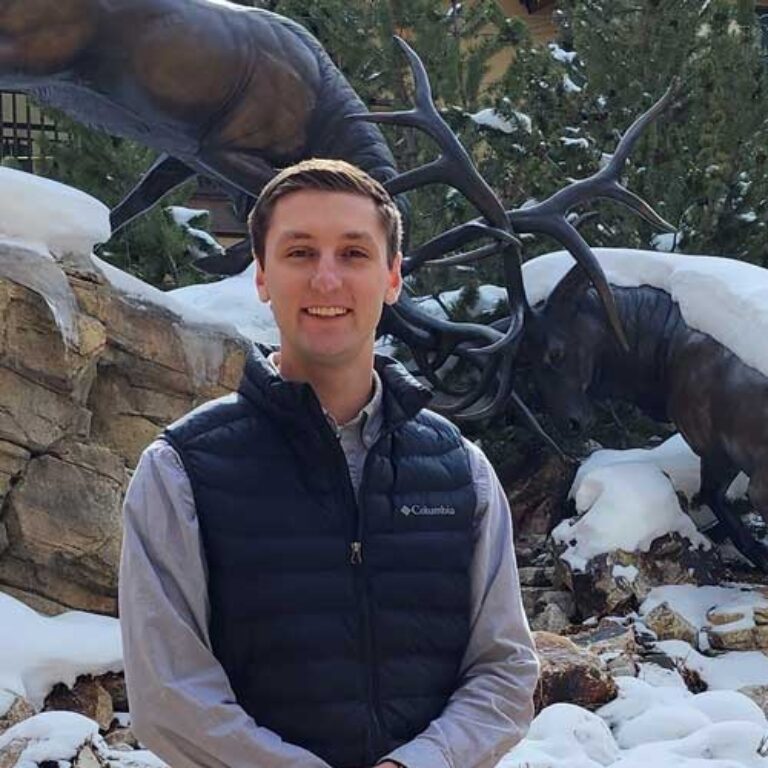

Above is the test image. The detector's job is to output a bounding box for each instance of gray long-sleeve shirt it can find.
[119,380,539,768]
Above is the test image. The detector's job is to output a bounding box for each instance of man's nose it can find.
[310,252,342,292]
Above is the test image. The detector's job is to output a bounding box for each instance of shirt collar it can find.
[266,352,383,445]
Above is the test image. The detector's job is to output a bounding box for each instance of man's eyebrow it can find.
[277,230,375,241]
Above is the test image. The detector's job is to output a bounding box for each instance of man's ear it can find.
[384,252,403,306]
[255,257,270,302]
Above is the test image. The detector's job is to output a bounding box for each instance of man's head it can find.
[249,159,403,377]
[249,158,402,267]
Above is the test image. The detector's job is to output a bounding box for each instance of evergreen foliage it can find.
[37,114,211,288]
[555,0,768,266]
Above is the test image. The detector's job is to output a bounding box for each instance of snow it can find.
[522,248,768,380]
[412,284,507,321]
[640,583,768,637]
[549,42,578,64]
[564,75,583,93]
[651,232,679,252]
[552,458,710,572]
[0,711,100,767]
[655,639,768,691]
[0,591,122,708]
[168,262,279,345]
[561,137,590,149]
[0,166,110,259]
[501,677,768,768]
[166,205,207,228]
[469,108,532,134]
[0,711,166,768]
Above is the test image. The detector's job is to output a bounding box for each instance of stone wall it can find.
[0,250,246,615]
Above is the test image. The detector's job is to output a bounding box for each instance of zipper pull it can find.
[349,541,363,565]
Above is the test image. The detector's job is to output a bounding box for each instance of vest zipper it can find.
[328,428,386,763]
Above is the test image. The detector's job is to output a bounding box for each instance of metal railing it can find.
[1,91,64,170]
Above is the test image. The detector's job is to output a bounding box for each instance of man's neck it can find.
[274,351,376,426]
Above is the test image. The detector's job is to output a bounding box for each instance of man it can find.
[120,158,539,768]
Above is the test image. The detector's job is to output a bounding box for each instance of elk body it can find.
[0,0,397,257]
[525,250,768,569]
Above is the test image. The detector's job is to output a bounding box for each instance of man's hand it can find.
[374,762,403,768]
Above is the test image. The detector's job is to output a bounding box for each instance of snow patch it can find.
[0,167,110,259]
[552,458,710,572]
[0,592,122,708]
[470,107,531,134]
[640,583,768,636]
[168,262,279,345]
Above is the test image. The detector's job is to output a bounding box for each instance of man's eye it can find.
[344,248,369,259]
[287,248,312,259]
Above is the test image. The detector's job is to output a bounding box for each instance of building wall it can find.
[496,0,557,43]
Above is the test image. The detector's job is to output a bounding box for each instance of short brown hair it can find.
[248,158,402,267]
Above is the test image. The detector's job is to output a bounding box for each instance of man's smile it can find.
[303,306,351,317]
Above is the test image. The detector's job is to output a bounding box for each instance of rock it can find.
[0,365,91,451]
[104,727,139,751]
[533,631,617,712]
[96,673,128,713]
[643,601,698,645]
[503,450,575,538]
[0,696,34,734]
[0,738,25,768]
[570,619,640,678]
[522,587,574,622]
[0,585,69,615]
[45,677,114,732]
[554,533,720,618]
[707,622,768,651]
[73,743,106,768]
[0,439,30,503]
[0,239,247,611]
[0,442,125,613]
[530,602,572,633]
[518,566,556,587]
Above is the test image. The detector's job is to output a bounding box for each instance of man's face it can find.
[255,189,402,373]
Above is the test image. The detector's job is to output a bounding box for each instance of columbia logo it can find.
[400,504,456,517]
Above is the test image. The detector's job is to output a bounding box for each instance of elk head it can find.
[525,266,617,436]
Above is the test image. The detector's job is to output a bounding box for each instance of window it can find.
[1,92,63,171]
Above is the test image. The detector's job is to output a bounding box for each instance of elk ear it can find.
[546,264,594,311]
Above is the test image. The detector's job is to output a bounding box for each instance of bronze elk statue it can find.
[0,0,398,271]
[2,0,765,569]
[522,252,768,570]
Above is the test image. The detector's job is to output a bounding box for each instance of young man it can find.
[120,159,539,768]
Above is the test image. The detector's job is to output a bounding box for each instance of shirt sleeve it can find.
[119,438,333,768]
[382,439,540,768]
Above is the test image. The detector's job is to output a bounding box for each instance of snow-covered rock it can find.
[0,167,110,260]
[0,592,122,709]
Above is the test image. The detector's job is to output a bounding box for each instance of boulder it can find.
[554,533,720,618]
[643,601,699,646]
[0,696,34,734]
[0,442,126,614]
[0,252,247,613]
[533,631,617,712]
[45,677,114,732]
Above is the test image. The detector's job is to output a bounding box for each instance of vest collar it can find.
[238,344,433,434]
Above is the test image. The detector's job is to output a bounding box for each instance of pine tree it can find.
[553,0,768,266]
[37,114,211,288]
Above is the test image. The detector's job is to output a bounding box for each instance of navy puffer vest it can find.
[164,348,475,767]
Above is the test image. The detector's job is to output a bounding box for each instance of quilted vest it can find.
[164,348,476,767]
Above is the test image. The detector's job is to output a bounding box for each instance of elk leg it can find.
[111,154,196,233]
[749,468,768,526]
[700,459,768,571]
